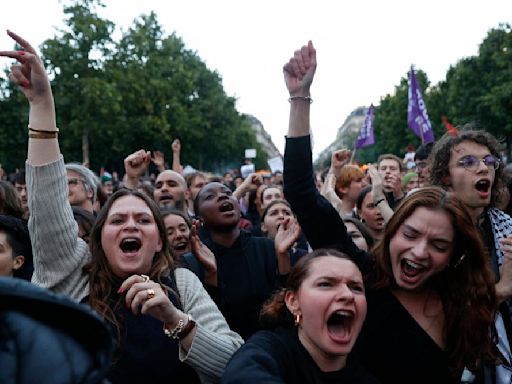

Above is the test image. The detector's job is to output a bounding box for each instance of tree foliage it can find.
[0,0,265,174]
[342,23,512,166]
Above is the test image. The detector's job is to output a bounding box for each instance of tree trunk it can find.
[82,127,90,167]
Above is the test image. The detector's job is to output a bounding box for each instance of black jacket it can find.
[0,277,113,384]
[183,229,280,340]
[222,327,380,384]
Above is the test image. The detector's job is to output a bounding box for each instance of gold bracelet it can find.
[29,131,58,139]
[163,314,196,340]
[28,126,59,134]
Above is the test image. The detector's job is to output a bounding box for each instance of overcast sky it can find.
[1,0,511,159]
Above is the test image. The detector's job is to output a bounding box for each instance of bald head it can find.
[154,170,187,210]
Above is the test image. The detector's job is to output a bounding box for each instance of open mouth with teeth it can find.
[326,310,354,343]
[219,201,235,213]
[475,180,491,197]
[120,238,142,254]
[173,241,189,251]
[400,259,426,280]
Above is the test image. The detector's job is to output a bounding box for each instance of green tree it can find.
[40,0,116,167]
[0,76,30,171]
[108,12,265,173]
[434,24,512,153]
[0,0,293,174]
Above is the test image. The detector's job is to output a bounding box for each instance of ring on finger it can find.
[140,274,150,283]
[146,289,155,299]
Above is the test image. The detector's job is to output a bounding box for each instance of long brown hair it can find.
[260,249,358,328]
[84,189,178,345]
[372,187,498,373]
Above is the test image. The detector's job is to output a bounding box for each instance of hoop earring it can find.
[294,312,301,327]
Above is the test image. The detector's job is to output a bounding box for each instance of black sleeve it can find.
[283,135,371,273]
[180,252,224,305]
[221,332,285,384]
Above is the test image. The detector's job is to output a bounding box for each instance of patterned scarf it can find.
[488,207,512,268]
[488,208,512,381]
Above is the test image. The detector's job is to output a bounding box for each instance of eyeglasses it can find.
[457,154,500,171]
[68,177,86,186]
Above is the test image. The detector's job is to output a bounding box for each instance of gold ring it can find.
[140,274,150,283]
[146,289,155,299]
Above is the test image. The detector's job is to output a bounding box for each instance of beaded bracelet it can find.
[163,314,196,340]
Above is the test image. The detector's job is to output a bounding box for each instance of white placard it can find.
[245,148,257,159]
[267,156,283,173]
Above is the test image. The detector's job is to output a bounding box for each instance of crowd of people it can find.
[1,31,512,384]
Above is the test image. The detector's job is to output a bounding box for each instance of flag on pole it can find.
[441,116,459,137]
[355,104,375,149]
[407,66,434,144]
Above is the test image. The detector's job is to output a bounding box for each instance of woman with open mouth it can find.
[2,31,243,383]
[222,249,379,383]
[282,41,499,383]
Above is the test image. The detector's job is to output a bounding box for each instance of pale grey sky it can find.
[1,0,511,158]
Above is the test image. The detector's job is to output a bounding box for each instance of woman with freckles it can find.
[0,31,243,383]
[222,249,380,384]
[282,41,499,383]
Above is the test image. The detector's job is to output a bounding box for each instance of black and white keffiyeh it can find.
[488,207,512,268]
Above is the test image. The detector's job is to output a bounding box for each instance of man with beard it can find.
[153,170,187,213]
[124,150,188,216]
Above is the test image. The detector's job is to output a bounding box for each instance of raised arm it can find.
[1,31,89,299]
[320,149,352,215]
[123,149,151,189]
[171,139,184,175]
[151,150,166,173]
[367,164,393,223]
[282,42,370,272]
[283,40,316,138]
[233,173,262,201]
[0,31,59,164]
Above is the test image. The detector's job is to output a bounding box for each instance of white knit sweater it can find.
[27,157,243,383]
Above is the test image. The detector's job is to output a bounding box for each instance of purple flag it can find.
[407,66,434,144]
[355,104,375,149]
